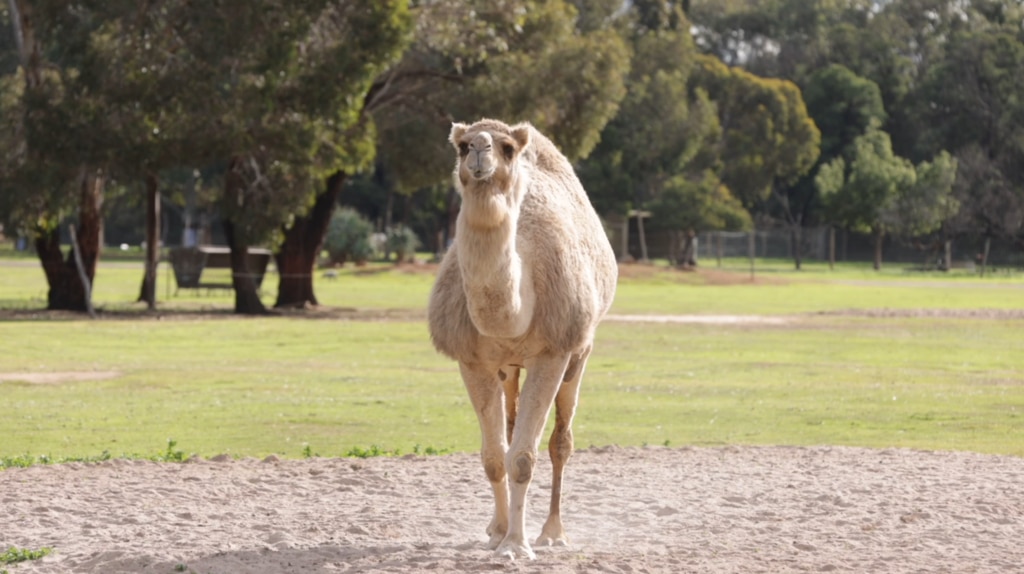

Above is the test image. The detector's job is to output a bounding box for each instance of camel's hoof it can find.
[536,520,569,547]
[495,539,536,560]
[486,531,505,550]
[485,520,507,550]
[535,532,569,547]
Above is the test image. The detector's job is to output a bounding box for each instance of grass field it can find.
[1,249,1022,463]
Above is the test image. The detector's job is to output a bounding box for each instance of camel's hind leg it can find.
[459,362,510,550]
[536,348,590,547]
[500,366,521,444]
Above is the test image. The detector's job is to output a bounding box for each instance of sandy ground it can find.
[2,445,1022,574]
[3,305,1022,572]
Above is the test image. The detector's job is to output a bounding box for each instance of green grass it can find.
[1,316,1021,460]
[1,252,1022,463]
[0,547,53,566]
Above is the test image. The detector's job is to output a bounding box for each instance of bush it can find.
[324,208,374,266]
[386,225,420,263]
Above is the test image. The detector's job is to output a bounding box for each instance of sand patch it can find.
[0,371,121,384]
[605,313,790,325]
[2,446,1021,573]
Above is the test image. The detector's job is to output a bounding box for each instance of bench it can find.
[169,246,272,295]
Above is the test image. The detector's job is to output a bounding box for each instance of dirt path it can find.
[3,445,1022,573]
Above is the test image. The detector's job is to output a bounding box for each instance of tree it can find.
[816,127,917,270]
[771,64,886,269]
[648,170,752,266]
[915,27,1024,258]
[164,0,412,314]
[693,55,820,210]
[265,2,411,309]
[692,54,820,267]
[802,64,886,161]
[274,0,629,308]
[947,145,1023,271]
[881,151,959,267]
[0,0,109,312]
[578,5,721,247]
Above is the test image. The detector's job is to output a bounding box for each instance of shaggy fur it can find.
[427,119,617,560]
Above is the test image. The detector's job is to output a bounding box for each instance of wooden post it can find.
[628,209,652,263]
[620,216,629,261]
[828,226,835,271]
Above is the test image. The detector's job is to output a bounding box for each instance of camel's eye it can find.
[502,143,515,160]
[458,142,469,156]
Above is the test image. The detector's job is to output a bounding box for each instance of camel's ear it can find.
[449,122,468,147]
[510,123,531,152]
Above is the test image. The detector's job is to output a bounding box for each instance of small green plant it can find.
[1,451,112,470]
[412,444,451,456]
[344,444,399,458]
[1,546,53,565]
[301,444,318,458]
[0,454,36,469]
[173,563,187,572]
[156,439,188,462]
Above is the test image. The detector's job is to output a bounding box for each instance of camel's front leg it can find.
[537,348,590,547]
[459,362,509,549]
[495,352,572,560]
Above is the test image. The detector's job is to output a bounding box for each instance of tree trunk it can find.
[35,169,104,311]
[872,227,884,271]
[68,224,95,318]
[667,230,679,265]
[137,172,160,309]
[637,211,649,263]
[678,230,696,268]
[943,239,952,272]
[223,219,267,315]
[791,224,803,270]
[716,231,723,268]
[274,171,346,308]
[382,187,394,260]
[8,0,41,89]
[980,236,991,277]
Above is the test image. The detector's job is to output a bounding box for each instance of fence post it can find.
[828,226,835,270]
[620,217,628,261]
[748,230,755,282]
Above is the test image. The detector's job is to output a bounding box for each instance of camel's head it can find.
[450,120,531,188]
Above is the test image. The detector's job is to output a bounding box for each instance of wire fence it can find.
[606,225,1024,273]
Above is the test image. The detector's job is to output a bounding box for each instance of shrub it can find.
[324,208,375,266]
[386,225,420,263]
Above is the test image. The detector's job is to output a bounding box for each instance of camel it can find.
[427,118,617,559]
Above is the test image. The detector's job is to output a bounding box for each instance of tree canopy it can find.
[3,0,1024,312]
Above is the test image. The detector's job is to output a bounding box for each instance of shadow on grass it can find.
[0,305,426,322]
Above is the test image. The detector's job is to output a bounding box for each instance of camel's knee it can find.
[483,455,505,484]
[508,451,535,484]
[549,424,574,456]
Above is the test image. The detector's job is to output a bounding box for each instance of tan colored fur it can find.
[427,119,617,559]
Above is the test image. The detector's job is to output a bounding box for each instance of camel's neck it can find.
[456,180,535,339]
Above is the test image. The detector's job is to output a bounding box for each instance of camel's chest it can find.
[473,334,545,369]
